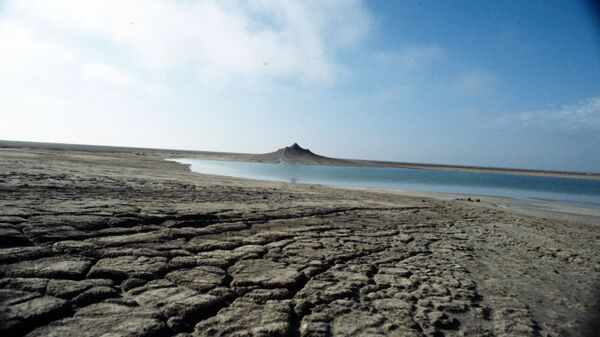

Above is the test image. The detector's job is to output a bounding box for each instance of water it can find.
[174,158,600,209]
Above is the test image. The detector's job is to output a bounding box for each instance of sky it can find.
[1,0,599,172]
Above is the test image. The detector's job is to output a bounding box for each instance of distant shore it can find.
[1,139,599,180]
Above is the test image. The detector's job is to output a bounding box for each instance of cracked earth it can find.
[1,147,599,337]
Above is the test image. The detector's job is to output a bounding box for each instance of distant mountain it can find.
[255,143,341,165]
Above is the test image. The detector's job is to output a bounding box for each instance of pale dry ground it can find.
[0,147,599,337]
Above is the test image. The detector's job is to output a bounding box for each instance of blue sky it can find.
[1,0,599,172]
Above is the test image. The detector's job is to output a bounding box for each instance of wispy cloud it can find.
[495,96,600,130]
[450,70,497,97]
[374,44,444,72]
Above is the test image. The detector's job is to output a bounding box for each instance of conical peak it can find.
[263,143,330,164]
[284,143,312,153]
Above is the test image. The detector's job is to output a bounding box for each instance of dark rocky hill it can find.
[254,143,341,165]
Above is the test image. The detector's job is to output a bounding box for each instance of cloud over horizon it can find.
[496,96,600,131]
[0,0,375,148]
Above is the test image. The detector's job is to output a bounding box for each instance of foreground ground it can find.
[0,147,599,337]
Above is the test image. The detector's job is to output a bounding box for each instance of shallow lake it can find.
[174,158,600,209]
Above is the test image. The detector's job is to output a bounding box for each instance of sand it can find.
[0,144,599,337]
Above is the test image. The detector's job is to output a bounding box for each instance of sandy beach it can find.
[1,144,599,337]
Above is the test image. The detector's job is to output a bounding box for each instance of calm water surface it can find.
[175,158,600,209]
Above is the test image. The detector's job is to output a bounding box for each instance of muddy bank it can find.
[0,146,598,337]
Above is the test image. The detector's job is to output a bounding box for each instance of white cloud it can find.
[3,0,371,85]
[0,19,77,74]
[80,62,166,95]
[81,63,137,88]
[496,96,600,130]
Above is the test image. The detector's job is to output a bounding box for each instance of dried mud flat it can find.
[1,147,599,337]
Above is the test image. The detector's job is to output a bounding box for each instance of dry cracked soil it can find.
[1,147,599,337]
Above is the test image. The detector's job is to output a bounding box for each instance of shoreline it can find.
[2,139,599,180]
[337,185,600,225]
[173,157,600,222]
[174,152,600,181]
[182,169,600,226]
[173,151,600,181]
